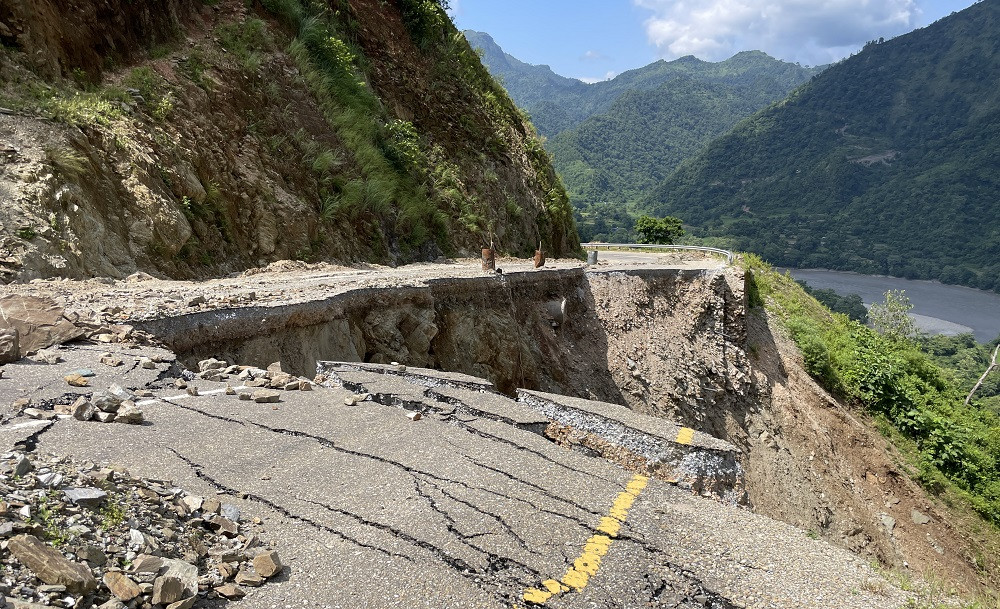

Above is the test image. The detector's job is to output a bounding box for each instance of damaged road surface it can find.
[0,347,907,609]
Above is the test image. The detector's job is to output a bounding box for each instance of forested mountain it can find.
[646,0,1000,290]
[465,31,821,139]
[546,76,803,211]
[465,31,821,240]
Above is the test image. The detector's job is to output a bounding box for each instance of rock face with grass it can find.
[0,0,578,282]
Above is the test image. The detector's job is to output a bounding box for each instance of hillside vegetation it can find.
[745,255,1000,529]
[0,0,576,281]
[648,0,1000,291]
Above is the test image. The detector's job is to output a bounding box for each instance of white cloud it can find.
[578,71,618,84]
[581,50,610,62]
[633,0,921,64]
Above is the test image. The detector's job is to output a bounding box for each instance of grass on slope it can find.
[743,254,1000,531]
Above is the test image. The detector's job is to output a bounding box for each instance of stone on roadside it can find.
[152,575,185,605]
[198,358,227,373]
[115,401,143,424]
[238,392,252,401]
[206,515,238,537]
[14,455,33,476]
[99,354,124,367]
[344,395,357,406]
[94,411,116,423]
[202,497,221,514]
[139,357,155,369]
[0,295,84,357]
[225,385,236,395]
[64,374,89,387]
[911,509,931,525]
[24,407,56,420]
[76,546,107,566]
[235,570,264,587]
[220,503,240,522]
[252,550,282,578]
[283,381,301,391]
[108,384,136,402]
[407,411,422,421]
[266,362,283,373]
[34,349,62,365]
[130,554,163,573]
[186,386,199,396]
[215,583,246,599]
[8,534,98,593]
[181,495,203,513]
[166,598,196,609]
[0,328,19,364]
[71,398,96,421]
[159,559,199,597]
[91,391,122,413]
[64,487,108,508]
[253,389,280,404]
[103,572,141,601]
[299,381,313,392]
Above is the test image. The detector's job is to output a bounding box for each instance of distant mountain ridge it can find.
[644,0,1000,291]
[465,30,822,240]
[465,30,823,138]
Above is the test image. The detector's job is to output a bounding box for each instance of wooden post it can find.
[533,241,545,268]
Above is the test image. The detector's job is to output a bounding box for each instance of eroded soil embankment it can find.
[137,265,992,593]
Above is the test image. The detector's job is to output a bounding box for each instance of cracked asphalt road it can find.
[0,344,910,609]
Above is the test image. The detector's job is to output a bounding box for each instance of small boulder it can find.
[64,374,89,387]
[63,488,108,508]
[115,401,143,424]
[71,398,96,421]
[198,358,227,373]
[253,550,283,578]
[252,389,280,404]
[104,571,141,601]
[8,534,98,593]
[152,575,185,605]
[214,583,246,599]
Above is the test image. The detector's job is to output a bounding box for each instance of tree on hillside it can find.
[869,289,916,340]
[635,215,684,245]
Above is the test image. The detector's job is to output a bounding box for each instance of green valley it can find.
[646,0,1000,291]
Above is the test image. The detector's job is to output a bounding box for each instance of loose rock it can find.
[253,550,283,578]
[8,534,98,593]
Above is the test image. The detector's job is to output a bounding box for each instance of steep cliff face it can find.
[0,0,577,281]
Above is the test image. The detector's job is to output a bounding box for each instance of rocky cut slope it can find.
[0,0,578,281]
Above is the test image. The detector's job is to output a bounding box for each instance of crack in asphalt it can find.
[341,376,620,487]
[415,475,541,556]
[617,536,741,609]
[11,419,54,452]
[158,395,710,606]
[462,455,604,519]
[164,446,410,561]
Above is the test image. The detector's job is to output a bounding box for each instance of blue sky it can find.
[449,0,975,82]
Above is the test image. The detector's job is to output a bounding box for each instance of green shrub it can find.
[742,254,1000,524]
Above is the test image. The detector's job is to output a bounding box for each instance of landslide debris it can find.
[0,450,283,608]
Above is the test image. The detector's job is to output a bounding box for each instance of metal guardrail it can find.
[581,243,734,264]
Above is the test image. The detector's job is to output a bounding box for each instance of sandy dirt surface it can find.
[0,252,726,325]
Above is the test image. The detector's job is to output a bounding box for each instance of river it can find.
[782,269,1000,343]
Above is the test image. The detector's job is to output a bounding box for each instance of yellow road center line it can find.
[675,427,695,445]
[516,473,650,607]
